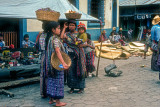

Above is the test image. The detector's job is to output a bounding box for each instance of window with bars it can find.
[88,0,105,27]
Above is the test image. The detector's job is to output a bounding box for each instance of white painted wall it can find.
[27,19,42,32]
[104,0,112,29]
[79,0,88,28]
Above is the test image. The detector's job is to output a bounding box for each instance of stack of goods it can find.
[94,41,152,60]
[65,10,82,19]
[0,50,39,69]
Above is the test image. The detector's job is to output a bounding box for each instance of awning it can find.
[0,0,99,21]
[119,0,160,6]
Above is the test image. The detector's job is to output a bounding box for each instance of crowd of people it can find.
[99,27,128,46]
[36,20,96,106]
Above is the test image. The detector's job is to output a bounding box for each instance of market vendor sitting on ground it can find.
[110,27,117,36]
[0,34,5,50]
[22,34,35,48]
[99,30,107,42]
[118,28,126,41]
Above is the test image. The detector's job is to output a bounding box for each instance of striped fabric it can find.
[86,51,95,73]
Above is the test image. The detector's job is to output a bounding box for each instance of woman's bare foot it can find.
[56,102,67,106]
[49,98,56,104]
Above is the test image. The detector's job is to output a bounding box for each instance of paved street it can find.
[0,56,160,107]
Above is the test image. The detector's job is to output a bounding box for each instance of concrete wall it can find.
[79,0,88,28]
[104,0,112,29]
[27,19,43,32]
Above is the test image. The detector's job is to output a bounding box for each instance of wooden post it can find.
[96,20,103,77]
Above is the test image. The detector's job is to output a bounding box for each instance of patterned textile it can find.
[38,32,47,97]
[157,52,160,80]
[40,53,47,97]
[22,40,35,47]
[67,52,85,89]
[47,71,64,99]
[38,33,47,51]
[86,51,95,73]
[64,32,86,89]
[99,34,107,42]
[151,51,159,71]
[84,40,95,54]
[64,32,86,78]
[46,35,65,99]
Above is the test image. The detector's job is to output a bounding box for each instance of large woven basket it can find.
[51,51,71,71]
[65,13,82,19]
[36,10,60,22]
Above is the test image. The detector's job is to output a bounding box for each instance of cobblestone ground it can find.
[0,56,160,107]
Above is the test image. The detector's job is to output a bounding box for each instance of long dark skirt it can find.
[151,51,159,71]
[156,52,160,80]
[86,51,95,73]
[47,70,64,99]
[40,54,47,97]
[67,52,85,89]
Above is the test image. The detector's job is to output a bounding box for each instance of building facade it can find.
[0,0,119,47]
[119,0,160,39]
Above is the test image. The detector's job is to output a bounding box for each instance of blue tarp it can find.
[0,0,98,21]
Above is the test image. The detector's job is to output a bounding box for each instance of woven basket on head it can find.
[36,10,60,22]
[65,13,82,19]
[51,51,71,71]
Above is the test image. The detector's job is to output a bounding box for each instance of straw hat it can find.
[152,15,160,25]
[119,28,123,31]
[102,30,106,33]
[113,27,116,30]
[51,51,71,71]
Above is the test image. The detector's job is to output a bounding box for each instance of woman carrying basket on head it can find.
[61,20,86,94]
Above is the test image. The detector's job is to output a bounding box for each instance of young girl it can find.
[45,21,69,106]
[80,33,95,77]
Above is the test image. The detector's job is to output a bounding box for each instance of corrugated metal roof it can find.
[119,0,160,6]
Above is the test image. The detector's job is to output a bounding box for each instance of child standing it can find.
[80,33,95,77]
[144,29,151,59]
[45,21,69,106]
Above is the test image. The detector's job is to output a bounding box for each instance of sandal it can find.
[68,89,74,94]
[77,89,84,94]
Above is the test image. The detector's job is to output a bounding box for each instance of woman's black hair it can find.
[44,21,60,50]
[24,34,29,40]
[68,20,77,26]
[87,33,91,40]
